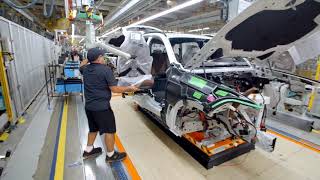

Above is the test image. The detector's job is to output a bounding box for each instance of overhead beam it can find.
[38,1,115,11]
[95,5,113,11]
[166,10,221,27]
[5,0,50,29]
[165,16,222,29]
[150,16,178,23]
[101,2,120,7]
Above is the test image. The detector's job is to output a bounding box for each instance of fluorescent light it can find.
[101,27,122,38]
[188,28,201,32]
[79,38,85,43]
[95,25,102,30]
[188,27,210,32]
[71,24,75,43]
[64,0,69,18]
[108,0,141,23]
[128,0,204,27]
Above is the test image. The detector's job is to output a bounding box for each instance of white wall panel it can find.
[0,17,59,118]
[8,24,24,114]
[0,20,10,39]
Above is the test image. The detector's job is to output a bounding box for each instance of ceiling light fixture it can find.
[79,38,85,44]
[167,0,177,6]
[100,27,122,38]
[128,0,204,27]
[64,0,69,18]
[71,24,75,44]
[188,27,210,32]
[108,0,141,23]
[95,26,102,31]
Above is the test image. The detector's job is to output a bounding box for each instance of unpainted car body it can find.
[97,0,320,152]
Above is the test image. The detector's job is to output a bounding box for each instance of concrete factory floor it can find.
[1,95,320,180]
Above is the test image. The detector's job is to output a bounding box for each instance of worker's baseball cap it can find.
[87,47,106,62]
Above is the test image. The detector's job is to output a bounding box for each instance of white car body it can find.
[129,0,320,153]
[143,33,255,74]
[96,0,320,154]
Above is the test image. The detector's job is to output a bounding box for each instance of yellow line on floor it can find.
[54,98,69,180]
[267,130,320,154]
[115,134,141,180]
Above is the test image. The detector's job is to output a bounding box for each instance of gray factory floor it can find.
[1,95,320,180]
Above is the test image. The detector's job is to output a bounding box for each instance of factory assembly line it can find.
[0,0,320,179]
[92,0,320,168]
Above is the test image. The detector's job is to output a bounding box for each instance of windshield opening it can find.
[203,57,250,67]
[170,37,250,68]
[170,38,209,66]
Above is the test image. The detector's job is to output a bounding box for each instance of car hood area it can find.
[186,0,320,69]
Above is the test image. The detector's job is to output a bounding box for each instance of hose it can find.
[3,0,38,9]
[43,0,55,18]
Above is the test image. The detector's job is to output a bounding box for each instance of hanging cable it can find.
[43,0,56,18]
[3,0,38,9]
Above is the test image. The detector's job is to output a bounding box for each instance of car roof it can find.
[144,32,211,40]
[166,33,211,39]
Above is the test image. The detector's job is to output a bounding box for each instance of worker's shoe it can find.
[82,147,102,159]
[105,151,127,163]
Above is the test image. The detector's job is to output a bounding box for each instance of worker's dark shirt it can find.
[80,63,117,111]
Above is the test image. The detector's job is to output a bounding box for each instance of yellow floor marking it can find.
[17,117,26,124]
[0,132,9,142]
[54,98,69,180]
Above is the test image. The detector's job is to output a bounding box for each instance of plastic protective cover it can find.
[117,32,153,86]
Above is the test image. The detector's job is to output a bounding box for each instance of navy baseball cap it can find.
[87,47,106,62]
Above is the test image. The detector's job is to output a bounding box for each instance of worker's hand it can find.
[82,59,88,63]
[243,87,259,96]
[80,59,89,67]
[129,85,140,92]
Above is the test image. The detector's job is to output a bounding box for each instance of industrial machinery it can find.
[263,78,320,131]
[90,0,320,168]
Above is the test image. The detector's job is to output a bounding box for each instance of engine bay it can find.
[197,71,271,93]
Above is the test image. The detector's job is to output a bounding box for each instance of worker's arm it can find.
[109,85,139,93]
[104,65,139,93]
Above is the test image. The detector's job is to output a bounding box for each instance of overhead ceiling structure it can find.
[5,0,121,19]
[1,0,229,37]
[100,0,228,35]
[1,0,121,32]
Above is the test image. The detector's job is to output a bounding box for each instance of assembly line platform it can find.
[1,95,320,180]
[139,107,256,169]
